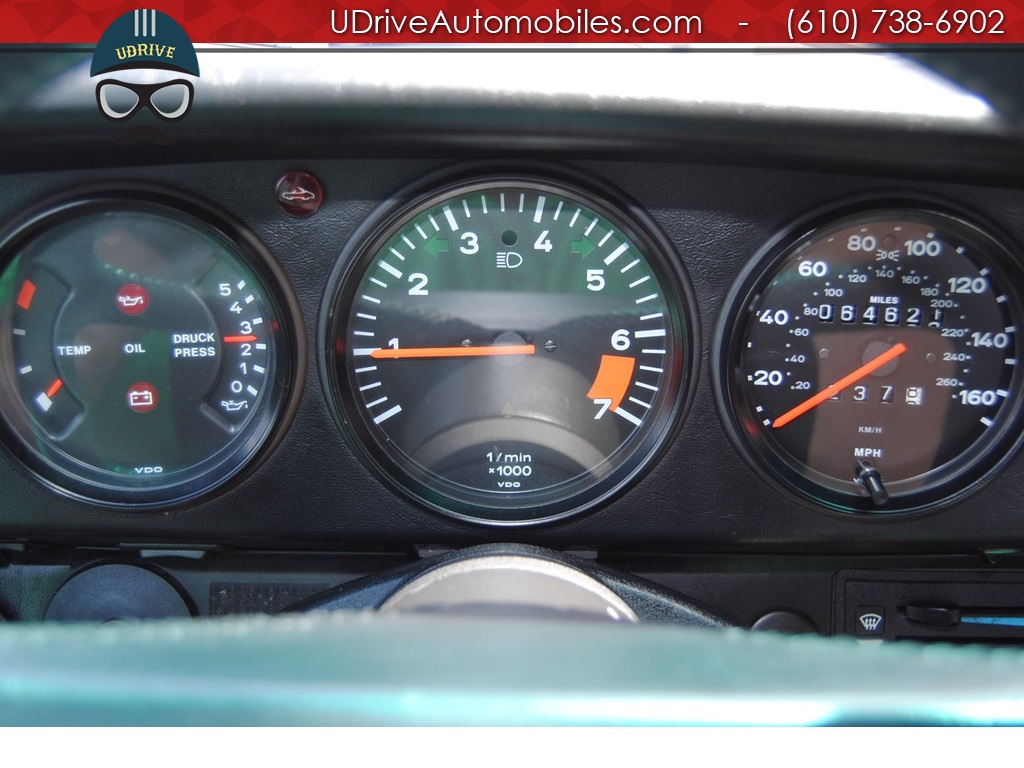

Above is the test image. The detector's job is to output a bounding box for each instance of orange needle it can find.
[371,344,536,360]
[772,342,908,429]
[223,335,258,343]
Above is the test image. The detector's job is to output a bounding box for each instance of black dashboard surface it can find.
[4,48,1024,641]
[6,158,1024,549]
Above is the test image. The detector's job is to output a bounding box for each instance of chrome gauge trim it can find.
[320,170,698,526]
[714,200,1024,516]
[0,186,303,508]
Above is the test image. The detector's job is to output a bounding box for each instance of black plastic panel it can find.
[838,569,1024,643]
[0,159,1024,552]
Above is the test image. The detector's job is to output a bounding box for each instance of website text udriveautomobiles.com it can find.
[330,8,704,38]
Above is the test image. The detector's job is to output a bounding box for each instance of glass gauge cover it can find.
[323,176,696,524]
[0,192,297,506]
[717,206,1024,514]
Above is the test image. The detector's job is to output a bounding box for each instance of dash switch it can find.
[904,603,962,627]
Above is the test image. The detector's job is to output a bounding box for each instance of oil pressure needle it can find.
[771,342,907,429]
[370,344,536,359]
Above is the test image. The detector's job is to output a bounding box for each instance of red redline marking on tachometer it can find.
[587,354,636,411]
[370,344,536,359]
[223,335,258,343]
[16,280,36,310]
[772,342,908,430]
[46,379,62,398]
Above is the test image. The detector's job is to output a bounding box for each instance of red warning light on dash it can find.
[127,382,159,413]
[116,284,149,316]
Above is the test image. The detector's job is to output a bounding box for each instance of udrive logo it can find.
[90,10,200,144]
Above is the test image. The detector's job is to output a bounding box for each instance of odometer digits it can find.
[719,208,1024,513]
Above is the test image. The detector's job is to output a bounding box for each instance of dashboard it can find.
[4,47,1024,723]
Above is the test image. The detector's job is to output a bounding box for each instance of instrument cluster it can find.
[1,163,1024,543]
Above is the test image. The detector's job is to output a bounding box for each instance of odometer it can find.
[717,207,1024,514]
[322,175,695,524]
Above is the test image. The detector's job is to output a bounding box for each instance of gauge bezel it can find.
[713,198,1024,517]
[0,185,304,508]
[320,168,699,526]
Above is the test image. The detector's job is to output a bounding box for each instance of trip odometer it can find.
[323,176,695,524]
[717,207,1024,514]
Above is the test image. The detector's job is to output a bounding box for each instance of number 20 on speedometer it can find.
[717,207,1024,514]
[322,176,696,524]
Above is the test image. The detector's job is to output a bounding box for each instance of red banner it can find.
[2,0,1023,43]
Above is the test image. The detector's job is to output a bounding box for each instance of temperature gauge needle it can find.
[371,344,535,360]
[772,342,908,429]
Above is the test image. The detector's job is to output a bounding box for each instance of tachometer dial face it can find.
[718,208,1024,514]
[324,177,694,524]
[0,194,295,506]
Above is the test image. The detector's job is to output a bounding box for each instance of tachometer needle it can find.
[772,342,907,429]
[371,344,536,359]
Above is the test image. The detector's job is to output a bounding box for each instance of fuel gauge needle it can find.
[371,344,536,360]
[772,342,907,429]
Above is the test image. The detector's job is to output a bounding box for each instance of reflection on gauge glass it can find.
[718,207,1024,514]
[323,176,694,524]
[0,195,294,505]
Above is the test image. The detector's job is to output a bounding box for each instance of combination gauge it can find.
[0,191,298,506]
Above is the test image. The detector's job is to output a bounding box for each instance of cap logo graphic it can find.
[91,9,200,142]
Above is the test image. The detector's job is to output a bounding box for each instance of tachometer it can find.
[716,206,1024,514]
[0,191,298,506]
[322,175,695,524]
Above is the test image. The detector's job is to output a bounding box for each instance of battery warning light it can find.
[127,382,158,413]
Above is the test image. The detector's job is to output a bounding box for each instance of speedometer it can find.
[716,206,1024,514]
[322,174,695,525]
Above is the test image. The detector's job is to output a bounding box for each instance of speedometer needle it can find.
[371,344,536,359]
[772,342,908,429]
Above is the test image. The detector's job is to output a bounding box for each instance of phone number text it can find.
[787,8,1005,41]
